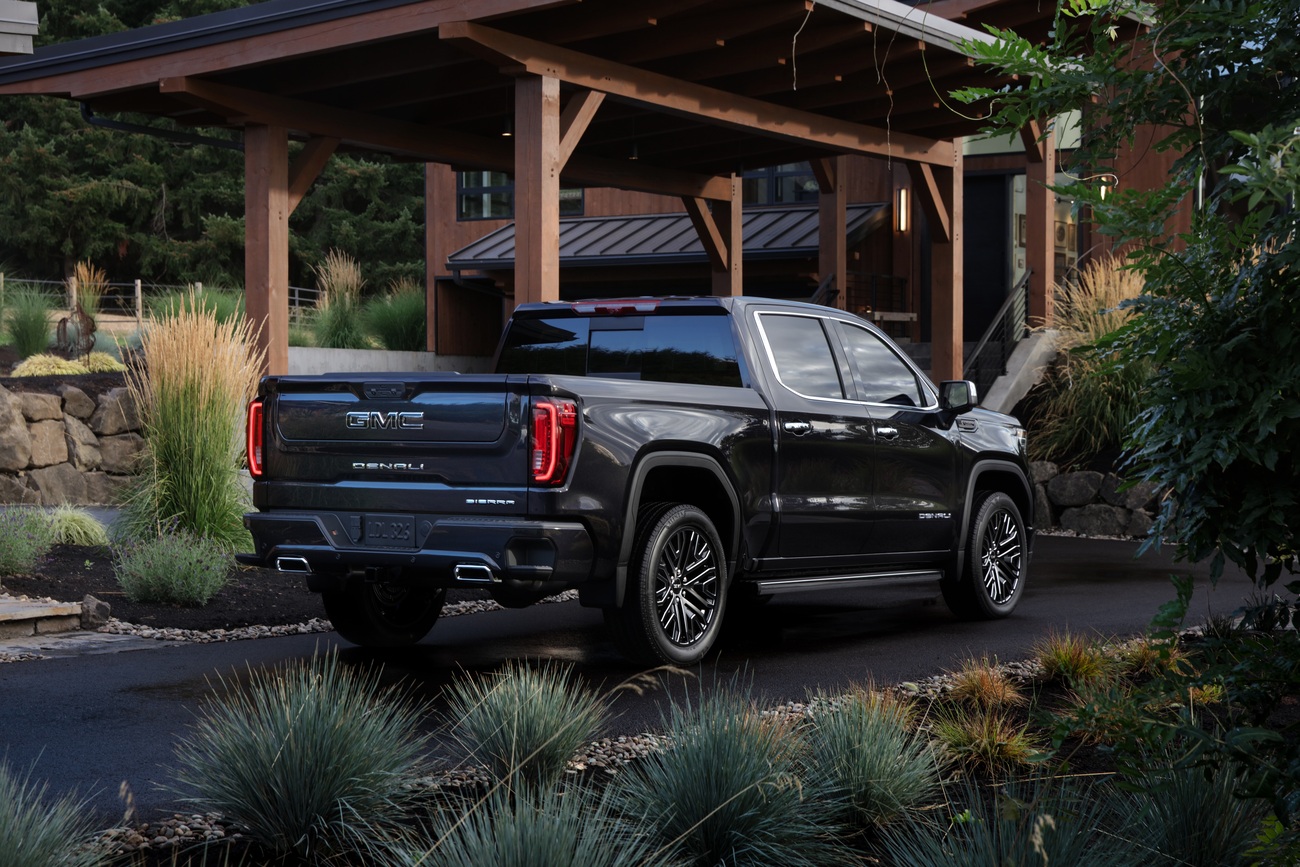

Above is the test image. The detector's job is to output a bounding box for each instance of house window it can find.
[456,171,585,221]
[742,162,819,206]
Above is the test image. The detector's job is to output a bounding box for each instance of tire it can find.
[322,573,445,647]
[942,491,1027,620]
[604,503,729,666]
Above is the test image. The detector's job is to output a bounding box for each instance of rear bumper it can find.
[237,509,594,593]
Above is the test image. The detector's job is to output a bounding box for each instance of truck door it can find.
[755,311,877,563]
[833,319,960,555]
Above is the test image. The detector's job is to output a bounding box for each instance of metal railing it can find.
[963,269,1031,397]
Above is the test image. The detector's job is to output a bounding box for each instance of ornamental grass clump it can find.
[172,651,429,863]
[0,760,106,867]
[611,685,852,867]
[945,656,1026,709]
[119,291,262,548]
[805,685,943,832]
[443,660,608,792]
[0,508,55,577]
[930,704,1045,777]
[1033,629,1116,687]
[10,354,90,377]
[311,250,369,349]
[113,530,228,605]
[68,261,107,320]
[418,783,663,867]
[5,287,52,359]
[44,505,109,547]
[364,278,427,351]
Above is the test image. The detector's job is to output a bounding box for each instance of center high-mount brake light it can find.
[571,299,660,316]
[531,398,578,485]
[246,400,265,478]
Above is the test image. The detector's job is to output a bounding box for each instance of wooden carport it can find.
[0,0,1055,380]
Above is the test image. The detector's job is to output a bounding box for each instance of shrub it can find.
[0,760,106,867]
[364,279,427,351]
[5,288,52,359]
[945,656,1025,708]
[805,686,943,831]
[0,508,55,576]
[879,779,1133,867]
[930,704,1045,776]
[172,651,429,863]
[312,250,369,349]
[81,351,125,373]
[118,291,262,548]
[10,354,90,377]
[44,506,109,547]
[1033,629,1115,687]
[146,288,244,325]
[113,530,229,605]
[68,261,107,319]
[418,784,662,867]
[611,685,851,867]
[443,660,607,792]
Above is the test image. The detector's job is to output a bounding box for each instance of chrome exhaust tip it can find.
[454,564,497,584]
[275,556,312,573]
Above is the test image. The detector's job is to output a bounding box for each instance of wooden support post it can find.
[910,149,964,382]
[1023,121,1055,328]
[134,279,142,330]
[711,174,742,296]
[513,74,561,306]
[244,123,290,376]
[814,156,847,309]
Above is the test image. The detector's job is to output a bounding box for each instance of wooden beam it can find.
[682,196,729,273]
[927,152,963,382]
[287,135,338,214]
[158,76,735,200]
[815,155,847,310]
[557,89,603,169]
[1024,123,1055,327]
[440,20,954,166]
[514,74,561,305]
[244,124,290,376]
[711,176,743,296]
[1019,119,1047,163]
[907,162,951,244]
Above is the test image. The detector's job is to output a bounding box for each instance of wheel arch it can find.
[612,451,741,608]
[954,460,1034,576]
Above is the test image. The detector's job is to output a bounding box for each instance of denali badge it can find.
[345,410,425,430]
[352,462,426,471]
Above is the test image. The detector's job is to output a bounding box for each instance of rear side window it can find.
[497,313,744,387]
[757,313,845,399]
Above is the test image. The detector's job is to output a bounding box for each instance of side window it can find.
[840,323,925,407]
[759,314,844,399]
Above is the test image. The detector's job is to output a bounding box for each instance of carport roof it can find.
[448,202,888,272]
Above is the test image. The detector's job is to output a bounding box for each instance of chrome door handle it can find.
[783,421,812,435]
[875,425,900,439]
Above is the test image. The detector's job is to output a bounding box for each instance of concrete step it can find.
[0,598,84,639]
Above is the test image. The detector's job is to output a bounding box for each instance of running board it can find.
[753,570,943,596]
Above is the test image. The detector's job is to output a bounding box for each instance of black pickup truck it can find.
[239,296,1033,665]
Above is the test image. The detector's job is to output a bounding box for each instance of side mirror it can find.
[940,380,979,413]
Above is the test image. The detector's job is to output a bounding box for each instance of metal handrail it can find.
[963,269,1031,394]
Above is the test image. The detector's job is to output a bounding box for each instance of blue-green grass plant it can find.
[172,650,429,864]
[0,508,56,577]
[118,291,262,548]
[610,684,853,867]
[44,505,109,547]
[363,279,427,351]
[805,686,944,831]
[4,287,52,359]
[417,783,667,867]
[0,760,106,867]
[879,778,1136,867]
[113,530,228,606]
[443,660,608,792]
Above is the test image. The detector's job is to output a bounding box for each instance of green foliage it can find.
[147,287,244,325]
[443,660,607,792]
[805,687,943,831]
[0,509,55,576]
[113,529,228,605]
[172,651,429,863]
[81,351,126,373]
[44,505,109,547]
[364,281,427,352]
[0,760,106,867]
[1032,629,1116,687]
[930,704,1046,777]
[10,355,89,376]
[312,297,369,349]
[418,784,665,867]
[879,779,1134,867]
[4,289,52,358]
[611,685,852,867]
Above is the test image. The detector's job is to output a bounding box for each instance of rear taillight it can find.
[531,398,578,485]
[247,400,264,478]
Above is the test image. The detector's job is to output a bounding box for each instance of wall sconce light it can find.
[1095,172,1117,200]
[628,141,639,161]
[501,117,513,138]
[896,187,909,233]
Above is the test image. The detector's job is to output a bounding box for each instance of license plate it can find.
[361,514,415,548]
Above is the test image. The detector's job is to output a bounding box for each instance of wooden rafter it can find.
[558,89,604,168]
[287,135,337,213]
[907,162,952,243]
[440,20,954,166]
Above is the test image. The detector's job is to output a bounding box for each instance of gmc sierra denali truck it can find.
[238,296,1033,665]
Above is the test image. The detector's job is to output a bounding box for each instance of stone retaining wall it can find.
[1031,461,1161,538]
[0,383,142,506]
